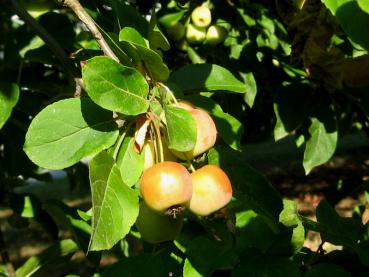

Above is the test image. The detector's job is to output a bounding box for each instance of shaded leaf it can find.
[168,64,247,94]
[24,98,119,170]
[185,95,243,150]
[89,151,139,251]
[240,72,257,108]
[303,116,337,174]
[316,200,363,247]
[305,263,351,277]
[0,82,19,129]
[16,239,78,277]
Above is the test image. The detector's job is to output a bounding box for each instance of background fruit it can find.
[189,164,232,216]
[166,22,186,41]
[136,202,183,243]
[191,5,212,28]
[171,103,217,160]
[186,24,207,44]
[206,25,227,46]
[140,161,192,213]
[19,0,54,17]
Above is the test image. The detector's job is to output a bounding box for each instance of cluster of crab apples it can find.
[165,4,228,47]
[136,102,233,243]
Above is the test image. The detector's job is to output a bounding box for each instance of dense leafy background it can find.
[1,0,369,276]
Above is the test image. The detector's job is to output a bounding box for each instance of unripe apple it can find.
[186,24,206,44]
[19,0,54,17]
[189,165,232,216]
[171,102,217,160]
[136,202,183,243]
[142,140,177,170]
[166,22,186,41]
[206,25,227,46]
[140,161,192,214]
[191,5,212,28]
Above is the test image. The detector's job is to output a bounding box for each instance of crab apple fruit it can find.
[172,102,217,160]
[206,25,227,46]
[19,0,54,17]
[142,140,177,170]
[191,5,212,28]
[140,161,192,213]
[186,24,207,44]
[166,22,186,41]
[189,165,232,216]
[136,202,183,243]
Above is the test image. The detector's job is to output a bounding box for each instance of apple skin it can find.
[206,25,227,46]
[186,24,207,44]
[171,102,217,160]
[166,22,186,41]
[191,5,212,28]
[136,202,183,243]
[142,140,177,171]
[189,165,232,216]
[19,0,54,17]
[140,161,192,213]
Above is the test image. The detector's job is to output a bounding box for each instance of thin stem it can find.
[63,0,119,62]
[187,160,196,173]
[159,83,178,105]
[112,121,133,160]
[0,227,16,277]
[8,0,82,87]
[152,120,164,163]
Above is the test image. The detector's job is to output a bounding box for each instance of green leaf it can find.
[240,72,257,108]
[102,252,181,277]
[164,105,197,152]
[82,56,149,115]
[322,0,369,51]
[208,146,283,232]
[304,263,351,277]
[116,136,144,187]
[316,200,363,247]
[118,27,147,46]
[0,82,20,129]
[185,236,237,276]
[358,0,369,14]
[185,95,243,150]
[355,241,369,266]
[168,64,247,94]
[303,116,338,174]
[148,13,170,52]
[89,151,139,251]
[24,98,119,170]
[232,253,301,277]
[119,28,170,82]
[183,259,202,277]
[273,83,313,141]
[279,199,301,227]
[16,239,78,277]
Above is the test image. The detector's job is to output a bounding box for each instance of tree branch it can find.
[7,0,84,91]
[63,0,119,62]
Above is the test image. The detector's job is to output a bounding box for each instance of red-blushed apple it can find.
[140,161,192,215]
[189,164,232,216]
[171,102,217,160]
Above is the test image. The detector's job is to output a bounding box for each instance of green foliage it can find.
[2,0,369,275]
[23,98,119,169]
